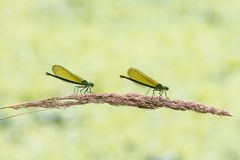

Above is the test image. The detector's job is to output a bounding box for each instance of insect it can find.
[46,65,94,94]
[120,67,169,98]
[0,65,94,120]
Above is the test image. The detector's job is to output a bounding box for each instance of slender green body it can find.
[120,67,169,97]
[46,65,94,94]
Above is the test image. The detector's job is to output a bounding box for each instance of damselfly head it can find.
[81,80,94,88]
[156,83,169,91]
[88,82,94,87]
[163,86,169,91]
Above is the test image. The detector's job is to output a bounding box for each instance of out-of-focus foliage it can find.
[0,0,239,160]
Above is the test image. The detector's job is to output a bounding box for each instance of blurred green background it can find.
[0,0,239,160]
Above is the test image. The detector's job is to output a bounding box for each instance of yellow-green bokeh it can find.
[0,0,240,160]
